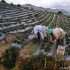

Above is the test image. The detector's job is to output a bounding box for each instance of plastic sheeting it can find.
[11,43,22,48]
[0,22,26,30]
[10,27,33,34]
[0,33,6,40]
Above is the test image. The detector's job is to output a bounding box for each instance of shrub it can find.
[11,3,14,6]
[40,42,46,50]
[17,4,21,7]
[23,62,33,70]
[2,46,19,69]
[41,42,46,46]
[1,0,6,3]
[46,56,54,61]
[13,39,18,43]
[58,11,62,14]
[44,46,51,52]
[67,45,70,55]
[32,52,45,63]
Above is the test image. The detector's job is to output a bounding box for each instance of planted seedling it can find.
[40,42,46,50]
[67,45,70,55]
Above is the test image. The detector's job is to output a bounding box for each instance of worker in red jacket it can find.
[20,8,23,11]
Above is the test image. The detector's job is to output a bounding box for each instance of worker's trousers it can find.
[57,38,64,46]
[35,32,40,41]
[35,31,44,40]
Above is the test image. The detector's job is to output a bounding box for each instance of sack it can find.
[43,32,47,37]
[31,30,34,34]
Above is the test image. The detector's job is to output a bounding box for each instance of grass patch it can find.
[27,42,38,55]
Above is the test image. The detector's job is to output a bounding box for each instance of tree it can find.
[1,0,6,3]
[31,7,33,10]
[17,4,21,7]
[58,11,62,14]
[11,3,14,6]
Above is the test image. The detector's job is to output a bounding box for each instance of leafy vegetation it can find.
[1,46,19,69]
[67,45,70,55]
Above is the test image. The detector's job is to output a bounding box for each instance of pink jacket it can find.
[34,25,48,39]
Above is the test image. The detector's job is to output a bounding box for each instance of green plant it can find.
[67,45,70,55]
[32,52,45,63]
[40,42,46,50]
[2,46,19,69]
[17,4,21,7]
[23,62,33,70]
[46,56,54,61]
[44,46,51,52]
[60,60,64,67]
[1,0,6,3]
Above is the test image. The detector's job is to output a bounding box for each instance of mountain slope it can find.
[22,4,46,11]
[22,4,70,15]
[47,8,70,15]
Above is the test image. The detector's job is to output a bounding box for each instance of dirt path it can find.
[19,42,38,57]
[19,42,32,57]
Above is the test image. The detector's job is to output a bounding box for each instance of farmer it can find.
[32,13,37,22]
[33,25,48,40]
[48,28,66,45]
[20,8,23,11]
[33,17,36,22]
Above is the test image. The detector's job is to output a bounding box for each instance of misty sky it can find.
[1,0,70,13]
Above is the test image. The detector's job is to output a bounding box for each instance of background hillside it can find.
[22,4,70,15]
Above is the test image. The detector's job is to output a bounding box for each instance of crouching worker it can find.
[48,28,66,46]
[33,25,48,41]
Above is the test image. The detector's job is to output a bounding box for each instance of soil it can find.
[0,40,10,53]
[0,33,23,54]
[19,42,33,57]
[5,33,22,42]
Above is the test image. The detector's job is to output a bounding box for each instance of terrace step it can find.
[0,22,26,30]
[9,27,33,34]
[11,35,35,48]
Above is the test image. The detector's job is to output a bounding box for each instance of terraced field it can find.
[0,3,70,55]
[0,2,70,70]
